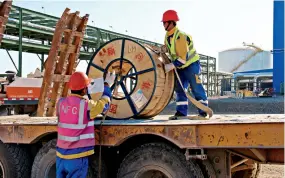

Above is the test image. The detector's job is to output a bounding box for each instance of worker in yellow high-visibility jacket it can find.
[161,10,208,119]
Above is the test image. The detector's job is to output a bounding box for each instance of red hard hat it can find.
[68,71,90,90]
[161,10,179,22]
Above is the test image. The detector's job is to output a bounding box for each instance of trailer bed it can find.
[0,114,284,164]
[0,114,284,125]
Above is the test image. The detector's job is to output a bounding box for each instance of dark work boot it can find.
[169,111,186,120]
[198,112,207,118]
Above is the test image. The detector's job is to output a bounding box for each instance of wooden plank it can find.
[0,115,283,153]
[37,8,89,117]
[52,74,71,82]
[37,8,71,117]
[64,29,84,37]
[46,11,89,116]
[59,44,77,54]
[0,0,12,45]
[0,114,284,126]
[61,14,89,97]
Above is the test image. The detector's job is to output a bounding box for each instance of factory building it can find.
[217,46,274,95]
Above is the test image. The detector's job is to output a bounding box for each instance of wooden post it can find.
[0,0,12,45]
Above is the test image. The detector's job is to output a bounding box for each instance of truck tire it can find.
[31,139,57,178]
[88,154,108,178]
[0,141,32,178]
[31,139,107,178]
[117,142,204,178]
[196,159,217,178]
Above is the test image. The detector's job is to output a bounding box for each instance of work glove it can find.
[101,85,112,104]
[102,103,110,113]
[104,70,116,87]
[160,45,169,53]
[164,63,175,73]
[101,85,112,114]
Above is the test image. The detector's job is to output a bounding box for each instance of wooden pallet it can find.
[0,0,12,45]
[36,8,89,117]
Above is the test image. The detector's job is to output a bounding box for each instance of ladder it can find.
[36,8,89,117]
[0,0,12,45]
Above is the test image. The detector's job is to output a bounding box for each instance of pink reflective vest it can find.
[56,96,95,149]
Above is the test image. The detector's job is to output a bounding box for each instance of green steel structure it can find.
[0,3,161,77]
[0,2,223,96]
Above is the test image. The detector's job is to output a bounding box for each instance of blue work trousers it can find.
[175,61,208,116]
[56,156,88,178]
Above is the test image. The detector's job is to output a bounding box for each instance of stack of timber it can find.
[0,0,12,45]
[87,38,175,119]
[37,8,89,117]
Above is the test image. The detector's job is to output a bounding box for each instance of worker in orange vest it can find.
[55,71,115,177]
[161,10,208,119]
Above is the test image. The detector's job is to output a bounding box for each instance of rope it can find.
[98,78,119,178]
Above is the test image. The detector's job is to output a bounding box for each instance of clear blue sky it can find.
[0,0,274,76]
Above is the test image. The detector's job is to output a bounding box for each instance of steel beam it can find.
[18,7,22,77]
[6,50,18,72]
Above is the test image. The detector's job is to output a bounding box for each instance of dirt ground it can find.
[258,164,284,178]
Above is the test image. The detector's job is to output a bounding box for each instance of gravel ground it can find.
[162,95,284,178]
[258,164,284,178]
[160,95,284,115]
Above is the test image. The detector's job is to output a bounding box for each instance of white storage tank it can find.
[217,47,273,73]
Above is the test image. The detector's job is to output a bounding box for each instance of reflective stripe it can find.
[58,120,94,129]
[187,50,197,61]
[165,28,200,69]
[58,133,95,142]
[189,43,193,51]
[78,100,85,124]
[176,101,188,105]
[199,100,208,104]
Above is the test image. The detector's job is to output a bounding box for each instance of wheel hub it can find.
[135,165,172,178]
[104,58,138,100]
[44,161,56,178]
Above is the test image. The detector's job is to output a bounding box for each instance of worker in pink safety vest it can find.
[56,71,115,178]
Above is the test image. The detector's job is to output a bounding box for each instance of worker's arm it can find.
[172,34,189,67]
[88,71,115,119]
[88,84,111,119]
[164,34,190,73]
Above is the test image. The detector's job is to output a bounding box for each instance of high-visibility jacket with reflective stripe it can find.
[165,27,200,69]
[57,96,95,151]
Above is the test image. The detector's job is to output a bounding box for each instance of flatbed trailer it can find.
[0,114,284,178]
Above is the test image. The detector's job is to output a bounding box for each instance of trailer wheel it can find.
[88,154,108,178]
[117,142,203,178]
[31,139,107,178]
[31,139,57,178]
[0,141,32,178]
[196,159,217,178]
